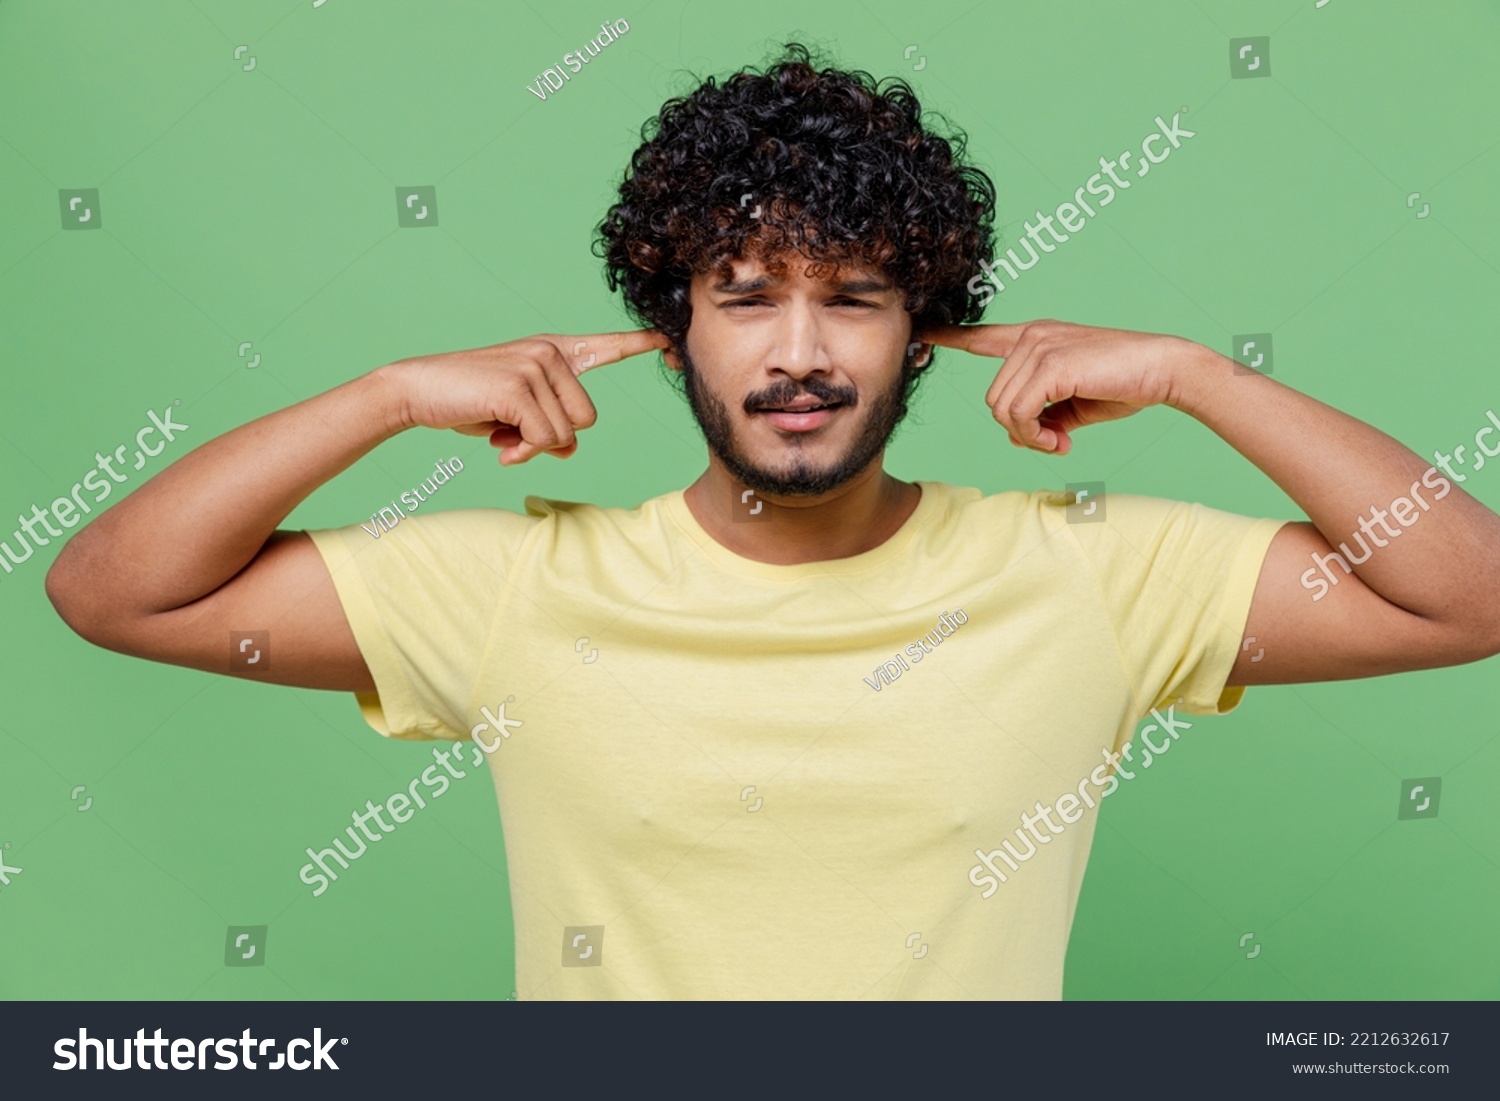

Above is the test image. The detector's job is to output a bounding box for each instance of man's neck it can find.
[682,461,922,565]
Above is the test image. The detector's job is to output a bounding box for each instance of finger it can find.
[984,325,1046,409]
[552,329,671,375]
[501,440,544,465]
[1008,367,1072,452]
[1036,396,1090,437]
[489,424,571,462]
[496,393,561,466]
[501,436,559,465]
[922,322,1031,358]
[451,421,505,438]
[531,342,599,431]
[984,351,1028,412]
[525,369,578,453]
[504,437,578,464]
[1035,406,1075,456]
[500,403,585,462]
[485,380,583,462]
[986,329,1047,439]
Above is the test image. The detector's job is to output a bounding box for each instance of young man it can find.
[46,44,1500,999]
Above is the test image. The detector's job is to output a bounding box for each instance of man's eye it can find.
[833,299,877,309]
[724,300,764,310]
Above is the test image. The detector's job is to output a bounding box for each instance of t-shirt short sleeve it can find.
[1064,493,1288,720]
[306,508,535,742]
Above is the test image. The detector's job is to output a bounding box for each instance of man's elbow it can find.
[1431,607,1500,667]
[45,548,117,648]
[1479,615,1500,663]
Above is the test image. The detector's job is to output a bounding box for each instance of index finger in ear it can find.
[556,330,672,375]
[921,323,1030,358]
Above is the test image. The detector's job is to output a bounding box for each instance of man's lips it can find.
[753,401,845,432]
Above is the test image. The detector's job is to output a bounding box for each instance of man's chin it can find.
[719,449,868,499]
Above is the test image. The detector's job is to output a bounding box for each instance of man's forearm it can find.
[48,366,409,624]
[1168,345,1500,625]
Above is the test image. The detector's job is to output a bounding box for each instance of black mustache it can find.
[746,386,857,412]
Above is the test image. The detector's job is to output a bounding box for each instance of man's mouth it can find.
[753,397,847,432]
[760,399,842,413]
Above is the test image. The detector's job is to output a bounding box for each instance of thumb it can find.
[1039,395,1136,434]
[1037,397,1090,436]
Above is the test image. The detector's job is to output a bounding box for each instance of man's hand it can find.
[390,329,670,465]
[922,319,1205,455]
[928,318,1500,686]
[46,326,671,689]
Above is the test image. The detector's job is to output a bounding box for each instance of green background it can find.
[2,0,1497,1000]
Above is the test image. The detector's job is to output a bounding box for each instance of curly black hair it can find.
[592,41,997,387]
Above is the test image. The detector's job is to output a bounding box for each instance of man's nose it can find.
[767,305,831,377]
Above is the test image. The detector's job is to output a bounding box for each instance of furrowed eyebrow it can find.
[830,278,892,295]
[712,276,777,294]
[710,275,893,295]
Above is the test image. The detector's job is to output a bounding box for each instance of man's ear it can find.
[662,344,684,371]
[905,339,932,369]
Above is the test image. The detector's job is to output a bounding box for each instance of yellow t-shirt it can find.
[307,481,1286,1000]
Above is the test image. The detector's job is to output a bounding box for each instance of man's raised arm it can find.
[44,330,667,691]
[922,319,1500,686]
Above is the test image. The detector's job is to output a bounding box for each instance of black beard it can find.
[678,345,924,497]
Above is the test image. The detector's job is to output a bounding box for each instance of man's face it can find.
[671,253,928,498]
